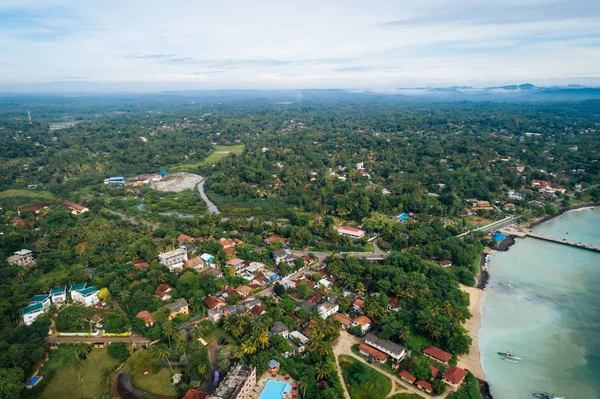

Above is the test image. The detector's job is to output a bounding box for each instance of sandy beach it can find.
[458,284,486,380]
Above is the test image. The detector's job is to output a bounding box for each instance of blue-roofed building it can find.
[158,170,167,176]
[105,176,125,184]
[70,283,87,301]
[50,286,67,304]
[76,286,100,307]
[30,295,51,310]
[20,302,45,325]
[396,213,410,223]
[493,232,507,243]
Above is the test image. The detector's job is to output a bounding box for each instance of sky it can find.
[1,0,599,92]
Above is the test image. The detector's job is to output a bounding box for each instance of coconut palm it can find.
[314,363,331,381]
[232,345,245,361]
[299,377,309,398]
[119,290,130,310]
[163,323,177,348]
[257,330,269,349]
[100,368,114,394]
[241,339,258,355]
[156,347,174,374]
[196,362,207,377]
[72,357,85,399]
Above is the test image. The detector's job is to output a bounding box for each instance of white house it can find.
[318,301,339,319]
[7,249,35,267]
[200,253,216,267]
[20,303,46,325]
[158,248,188,271]
[507,190,526,201]
[77,286,100,307]
[70,283,87,301]
[351,316,372,334]
[30,294,51,310]
[50,286,67,304]
[337,226,366,239]
[318,278,332,289]
[269,321,289,339]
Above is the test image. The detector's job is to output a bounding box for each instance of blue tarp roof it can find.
[494,232,507,242]
[397,213,410,222]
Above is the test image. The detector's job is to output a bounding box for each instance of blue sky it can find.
[1,0,599,91]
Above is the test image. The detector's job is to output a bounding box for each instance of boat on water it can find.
[533,393,564,399]
[498,351,524,360]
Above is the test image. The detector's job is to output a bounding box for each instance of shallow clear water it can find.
[258,379,292,399]
[480,208,600,399]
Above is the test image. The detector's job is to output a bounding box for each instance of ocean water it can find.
[480,208,600,399]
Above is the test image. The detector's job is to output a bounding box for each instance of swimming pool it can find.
[258,379,292,399]
[26,375,42,388]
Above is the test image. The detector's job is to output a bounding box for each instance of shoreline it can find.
[458,284,486,382]
[526,202,598,229]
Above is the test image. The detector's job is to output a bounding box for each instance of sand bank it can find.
[458,284,486,380]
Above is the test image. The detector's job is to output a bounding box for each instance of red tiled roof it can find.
[440,260,452,266]
[333,313,352,327]
[253,275,266,283]
[423,345,452,363]
[353,315,372,326]
[399,370,416,383]
[443,366,467,385]
[416,380,433,392]
[358,343,387,361]
[204,296,226,310]
[431,366,439,377]
[136,310,155,325]
[63,200,87,212]
[178,233,193,243]
[389,297,399,308]
[308,291,323,303]
[353,298,364,308]
[133,260,149,269]
[154,284,173,298]
[251,305,265,317]
[223,247,236,256]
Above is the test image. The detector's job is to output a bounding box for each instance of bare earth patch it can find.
[151,172,203,192]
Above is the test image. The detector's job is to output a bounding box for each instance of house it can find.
[17,202,49,216]
[272,249,295,265]
[317,278,332,289]
[532,180,550,189]
[30,294,51,310]
[136,310,156,327]
[269,321,289,339]
[251,304,266,317]
[399,369,417,384]
[388,297,399,311]
[333,313,352,329]
[440,260,453,268]
[166,298,189,320]
[155,284,173,300]
[184,257,205,270]
[202,268,223,278]
[469,200,493,211]
[396,213,410,223]
[236,285,252,298]
[336,226,366,239]
[105,176,125,184]
[178,234,194,245]
[69,283,87,301]
[416,380,433,393]
[207,364,256,399]
[7,249,35,267]
[351,316,372,333]
[200,253,216,267]
[180,243,197,254]
[364,333,407,362]
[264,234,286,245]
[289,330,309,346]
[358,343,387,363]
[182,388,210,399]
[49,286,67,304]
[507,190,526,201]
[158,248,188,271]
[204,296,227,310]
[219,238,242,250]
[222,304,245,318]
[318,301,339,319]
[226,258,246,272]
[353,298,364,312]
[443,366,467,388]
[431,365,439,377]
[299,300,317,313]
[77,287,100,307]
[20,303,46,325]
[308,291,324,304]
[133,260,149,269]
[63,200,89,215]
[423,345,453,365]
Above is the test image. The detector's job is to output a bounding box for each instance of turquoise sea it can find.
[480,208,600,399]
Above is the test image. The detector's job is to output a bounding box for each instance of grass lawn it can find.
[170,144,245,171]
[214,144,244,152]
[339,355,392,399]
[389,394,424,399]
[35,347,121,399]
[0,189,55,199]
[132,366,181,397]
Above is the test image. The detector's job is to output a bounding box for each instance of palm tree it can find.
[100,368,114,394]
[156,347,174,374]
[299,377,309,398]
[119,290,130,310]
[241,339,258,355]
[163,323,177,348]
[312,341,329,356]
[232,345,245,361]
[398,326,410,343]
[77,344,94,365]
[72,357,85,399]
[355,282,366,295]
[257,330,269,349]
[314,363,331,381]
[196,363,207,377]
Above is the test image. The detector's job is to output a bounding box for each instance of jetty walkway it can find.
[499,226,600,253]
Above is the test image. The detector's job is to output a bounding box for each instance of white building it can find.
[336,226,366,239]
[507,190,526,201]
[7,249,35,267]
[20,303,46,325]
[200,253,216,267]
[30,294,51,310]
[50,286,67,304]
[364,333,407,362]
[159,248,188,271]
[318,301,339,319]
[76,286,100,307]
[70,283,87,301]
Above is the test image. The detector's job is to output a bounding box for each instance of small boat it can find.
[533,393,564,399]
[501,357,519,364]
[498,351,524,360]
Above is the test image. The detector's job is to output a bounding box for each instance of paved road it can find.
[47,334,151,344]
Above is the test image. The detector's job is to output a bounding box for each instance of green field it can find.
[339,355,392,399]
[34,347,121,399]
[170,144,245,171]
[132,366,181,397]
[389,394,423,399]
[0,189,55,199]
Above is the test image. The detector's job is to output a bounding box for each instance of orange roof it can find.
[358,343,387,361]
[251,305,266,317]
[63,200,87,212]
[154,284,173,298]
[182,389,210,399]
[178,233,193,243]
[399,369,416,383]
[416,380,432,392]
[136,310,155,324]
[431,366,439,377]
[204,296,226,310]
[353,315,372,326]
[443,366,467,385]
[353,298,364,308]
[389,297,399,308]
[223,247,236,256]
[333,313,352,327]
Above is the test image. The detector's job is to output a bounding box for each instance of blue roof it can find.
[70,283,87,291]
[50,286,66,295]
[158,170,167,175]
[397,213,410,222]
[493,232,507,242]
[21,302,44,315]
[30,295,49,303]
[109,176,124,180]
[80,286,98,296]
